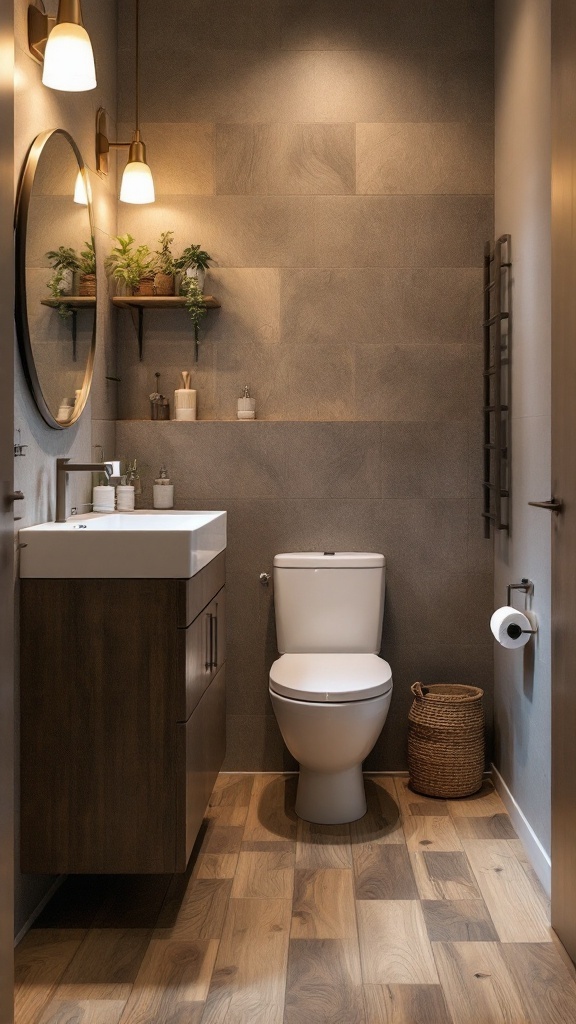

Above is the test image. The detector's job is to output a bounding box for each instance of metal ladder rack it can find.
[482,234,511,538]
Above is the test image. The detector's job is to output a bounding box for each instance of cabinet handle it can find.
[205,612,212,671]
[213,605,218,670]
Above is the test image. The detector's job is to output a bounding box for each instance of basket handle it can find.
[411,682,429,700]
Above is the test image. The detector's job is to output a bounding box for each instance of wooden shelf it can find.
[41,297,96,309]
[112,295,221,361]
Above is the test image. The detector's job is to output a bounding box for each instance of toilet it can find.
[269,552,393,824]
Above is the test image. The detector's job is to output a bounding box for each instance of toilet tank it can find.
[273,552,386,654]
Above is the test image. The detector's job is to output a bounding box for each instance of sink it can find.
[19,510,227,579]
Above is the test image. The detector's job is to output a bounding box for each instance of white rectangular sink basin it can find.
[19,510,227,579]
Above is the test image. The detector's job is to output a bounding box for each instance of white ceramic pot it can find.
[186,266,206,292]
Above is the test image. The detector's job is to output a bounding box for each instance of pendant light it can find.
[95,0,155,204]
[28,1,96,92]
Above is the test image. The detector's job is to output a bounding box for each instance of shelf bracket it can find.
[71,310,77,362]
[126,305,144,360]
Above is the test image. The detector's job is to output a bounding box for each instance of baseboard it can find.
[491,764,551,898]
[14,876,65,947]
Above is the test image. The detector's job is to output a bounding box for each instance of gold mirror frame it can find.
[15,128,96,429]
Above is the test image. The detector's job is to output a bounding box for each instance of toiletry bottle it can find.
[175,370,197,420]
[237,384,256,420]
[153,465,174,509]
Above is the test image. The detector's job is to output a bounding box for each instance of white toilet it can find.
[269,552,393,824]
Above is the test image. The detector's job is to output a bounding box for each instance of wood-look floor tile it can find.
[432,941,526,1023]
[296,820,352,868]
[37,999,128,1024]
[196,853,240,879]
[354,843,419,900]
[119,939,219,1024]
[394,778,450,818]
[500,942,576,1023]
[422,900,498,942]
[57,928,150,996]
[243,775,298,843]
[507,839,551,913]
[363,983,453,1024]
[351,778,403,846]
[403,815,463,853]
[15,930,87,1024]
[207,774,254,826]
[463,840,551,942]
[92,876,172,929]
[411,851,482,900]
[291,869,357,938]
[453,815,517,841]
[202,898,291,1024]
[357,901,438,984]
[232,849,294,899]
[156,878,232,940]
[202,824,245,855]
[284,939,364,1024]
[447,783,506,818]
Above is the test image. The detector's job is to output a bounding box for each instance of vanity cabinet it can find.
[20,551,226,874]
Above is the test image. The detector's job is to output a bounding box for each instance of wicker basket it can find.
[408,682,485,799]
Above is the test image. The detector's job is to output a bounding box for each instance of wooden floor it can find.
[15,773,576,1024]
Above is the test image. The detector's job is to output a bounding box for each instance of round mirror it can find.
[15,129,96,429]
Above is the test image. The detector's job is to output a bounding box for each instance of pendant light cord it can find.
[135,0,140,133]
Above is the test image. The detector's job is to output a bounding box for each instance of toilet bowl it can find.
[269,552,393,824]
[269,653,392,823]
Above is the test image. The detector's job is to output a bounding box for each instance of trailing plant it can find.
[154,231,176,275]
[174,243,213,273]
[104,234,154,289]
[181,274,207,342]
[47,269,73,320]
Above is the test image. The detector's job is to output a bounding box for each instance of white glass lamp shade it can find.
[42,22,97,92]
[119,160,156,204]
[73,169,89,205]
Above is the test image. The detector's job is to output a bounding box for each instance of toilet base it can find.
[295,765,367,824]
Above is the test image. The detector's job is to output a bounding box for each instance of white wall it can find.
[494,0,551,864]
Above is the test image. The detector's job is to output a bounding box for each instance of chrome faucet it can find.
[56,457,113,523]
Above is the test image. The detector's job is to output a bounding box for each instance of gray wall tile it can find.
[355,344,472,421]
[356,122,494,196]
[117,122,214,196]
[215,124,355,195]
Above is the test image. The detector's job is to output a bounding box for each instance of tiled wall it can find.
[115,0,495,769]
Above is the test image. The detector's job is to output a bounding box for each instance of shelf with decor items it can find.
[40,296,96,362]
[112,295,221,362]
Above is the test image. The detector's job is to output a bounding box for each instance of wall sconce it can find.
[95,0,155,205]
[73,169,89,206]
[28,1,96,92]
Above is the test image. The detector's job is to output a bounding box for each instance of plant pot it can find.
[154,273,175,296]
[79,273,96,297]
[60,269,74,296]
[186,266,206,292]
[134,276,155,297]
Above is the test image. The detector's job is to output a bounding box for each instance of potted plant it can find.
[46,245,79,296]
[181,274,207,344]
[77,239,96,296]
[46,267,73,320]
[153,231,176,296]
[105,234,155,295]
[174,243,213,293]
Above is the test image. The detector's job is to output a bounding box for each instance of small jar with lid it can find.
[153,466,174,509]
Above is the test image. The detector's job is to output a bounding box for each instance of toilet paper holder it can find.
[506,578,538,636]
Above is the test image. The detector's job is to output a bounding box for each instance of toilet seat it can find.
[269,653,392,703]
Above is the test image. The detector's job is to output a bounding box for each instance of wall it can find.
[493,0,552,864]
[116,0,495,769]
[13,0,118,936]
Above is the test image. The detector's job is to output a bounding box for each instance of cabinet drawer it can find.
[180,587,226,721]
[179,551,226,627]
[176,665,226,870]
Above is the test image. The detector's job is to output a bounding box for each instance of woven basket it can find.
[408,682,485,799]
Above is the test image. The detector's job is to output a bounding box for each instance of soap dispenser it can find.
[153,465,174,509]
[237,384,256,420]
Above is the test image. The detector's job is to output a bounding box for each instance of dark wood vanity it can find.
[20,551,226,874]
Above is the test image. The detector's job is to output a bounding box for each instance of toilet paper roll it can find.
[490,606,534,649]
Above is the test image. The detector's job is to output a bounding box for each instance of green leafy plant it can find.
[154,231,175,275]
[46,246,80,273]
[104,234,154,290]
[77,239,96,276]
[181,274,207,341]
[174,244,212,273]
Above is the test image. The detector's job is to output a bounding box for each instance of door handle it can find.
[7,491,24,501]
[205,612,213,671]
[528,498,564,512]
[213,606,218,671]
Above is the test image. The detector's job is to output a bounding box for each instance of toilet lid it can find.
[269,653,393,703]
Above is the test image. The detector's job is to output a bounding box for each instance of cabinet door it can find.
[181,586,226,721]
[209,588,226,675]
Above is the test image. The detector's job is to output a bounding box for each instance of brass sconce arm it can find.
[28,0,85,63]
